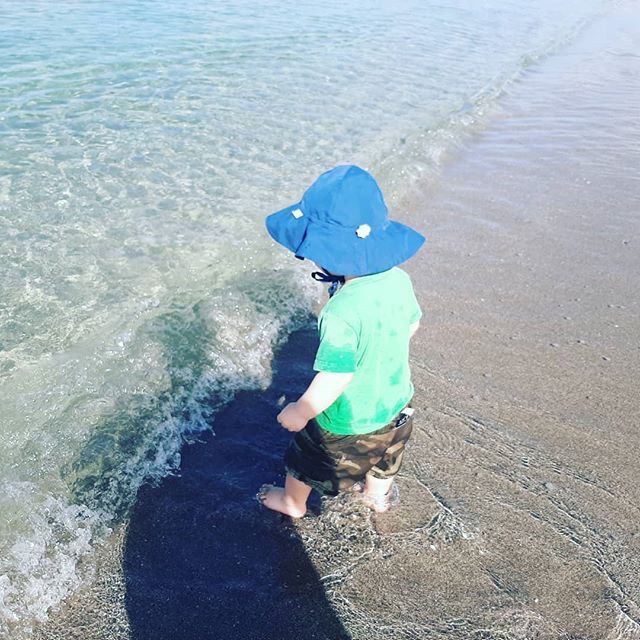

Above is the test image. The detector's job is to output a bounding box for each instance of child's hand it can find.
[276,371,352,433]
[277,402,309,432]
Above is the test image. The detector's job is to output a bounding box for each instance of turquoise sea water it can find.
[0,0,610,634]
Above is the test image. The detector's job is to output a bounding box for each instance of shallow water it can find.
[0,0,612,634]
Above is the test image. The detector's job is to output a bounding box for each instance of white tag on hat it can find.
[291,208,304,219]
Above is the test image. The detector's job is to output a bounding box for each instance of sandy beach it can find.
[34,3,639,639]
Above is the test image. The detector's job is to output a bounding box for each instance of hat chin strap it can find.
[311,269,345,298]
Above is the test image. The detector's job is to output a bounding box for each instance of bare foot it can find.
[258,484,307,518]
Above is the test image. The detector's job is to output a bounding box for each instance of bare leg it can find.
[364,473,393,499]
[259,474,311,518]
[360,473,398,513]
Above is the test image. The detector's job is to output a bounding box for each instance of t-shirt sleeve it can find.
[313,312,358,373]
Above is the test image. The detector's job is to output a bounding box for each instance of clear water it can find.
[0,0,609,634]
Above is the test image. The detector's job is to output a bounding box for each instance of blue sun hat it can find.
[265,165,425,276]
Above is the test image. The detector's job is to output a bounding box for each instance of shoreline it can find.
[35,3,640,639]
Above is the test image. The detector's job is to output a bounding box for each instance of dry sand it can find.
[35,3,639,639]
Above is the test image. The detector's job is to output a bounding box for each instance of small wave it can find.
[0,483,101,637]
[0,270,318,638]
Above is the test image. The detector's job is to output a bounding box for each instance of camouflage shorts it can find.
[284,407,414,497]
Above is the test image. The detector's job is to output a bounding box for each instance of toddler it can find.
[260,165,424,517]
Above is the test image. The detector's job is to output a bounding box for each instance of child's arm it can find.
[277,371,354,432]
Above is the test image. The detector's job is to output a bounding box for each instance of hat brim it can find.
[297,220,425,276]
[265,202,309,256]
[266,204,425,276]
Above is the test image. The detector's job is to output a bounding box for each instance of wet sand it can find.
[296,5,639,637]
[35,3,640,639]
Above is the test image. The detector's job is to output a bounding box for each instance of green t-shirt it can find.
[313,267,422,435]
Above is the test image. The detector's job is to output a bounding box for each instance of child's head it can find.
[265,165,425,277]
